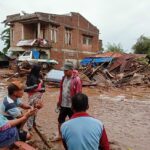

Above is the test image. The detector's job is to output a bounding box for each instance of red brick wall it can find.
[50,25,64,50]
[50,49,96,69]
[50,50,64,69]
[92,36,99,52]
[44,25,50,40]
[50,13,99,53]
[11,23,22,46]
[9,13,100,69]
[24,24,35,39]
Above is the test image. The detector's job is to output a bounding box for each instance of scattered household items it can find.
[1,52,150,88]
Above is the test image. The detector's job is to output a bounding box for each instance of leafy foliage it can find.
[105,43,124,53]
[132,35,150,55]
[0,28,10,54]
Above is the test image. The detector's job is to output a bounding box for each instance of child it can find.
[25,64,45,131]
[0,81,33,142]
[0,109,37,149]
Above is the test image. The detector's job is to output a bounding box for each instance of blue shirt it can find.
[0,114,8,128]
[0,96,22,119]
[61,112,104,150]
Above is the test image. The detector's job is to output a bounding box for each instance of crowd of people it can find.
[0,62,109,150]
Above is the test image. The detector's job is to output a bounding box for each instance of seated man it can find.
[0,81,33,142]
[0,109,37,149]
[61,93,110,150]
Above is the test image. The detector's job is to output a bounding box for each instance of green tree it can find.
[0,28,10,54]
[132,35,150,55]
[105,43,124,53]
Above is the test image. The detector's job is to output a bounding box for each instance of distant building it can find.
[4,12,101,68]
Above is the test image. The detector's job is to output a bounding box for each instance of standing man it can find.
[53,62,82,141]
[61,93,110,150]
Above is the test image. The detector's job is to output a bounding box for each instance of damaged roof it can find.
[4,12,99,32]
[4,12,58,24]
[92,52,123,58]
[92,52,147,59]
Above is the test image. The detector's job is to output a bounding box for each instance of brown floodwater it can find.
[0,78,150,150]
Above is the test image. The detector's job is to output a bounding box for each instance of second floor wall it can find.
[10,22,99,53]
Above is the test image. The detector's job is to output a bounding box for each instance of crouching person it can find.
[0,109,37,150]
[0,81,33,142]
[61,93,110,150]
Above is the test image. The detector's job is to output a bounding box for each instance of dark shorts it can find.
[4,116,28,142]
[0,127,18,148]
[18,129,27,142]
[58,107,73,124]
[7,122,28,142]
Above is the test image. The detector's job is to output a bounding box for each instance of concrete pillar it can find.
[37,23,41,38]
[21,24,24,40]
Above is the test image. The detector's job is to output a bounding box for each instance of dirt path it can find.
[24,86,150,150]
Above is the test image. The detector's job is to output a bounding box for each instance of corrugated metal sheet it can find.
[93,52,147,59]
[45,69,64,82]
[108,53,145,72]
[17,39,37,47]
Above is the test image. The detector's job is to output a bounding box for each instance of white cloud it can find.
[0,0,150,52]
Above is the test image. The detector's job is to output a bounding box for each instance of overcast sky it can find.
[0,0,150,53]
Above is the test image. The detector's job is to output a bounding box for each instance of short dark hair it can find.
[72,93,89,112]
[7,83,21,96]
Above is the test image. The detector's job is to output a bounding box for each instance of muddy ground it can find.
[0,69,150,150]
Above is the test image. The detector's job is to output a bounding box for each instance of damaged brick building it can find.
[4,12,101,68]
